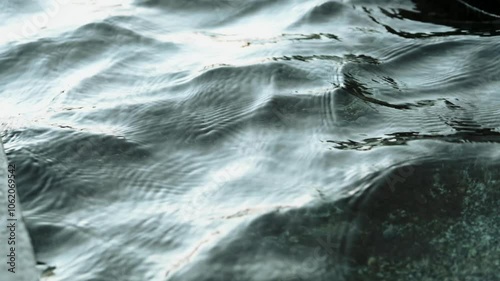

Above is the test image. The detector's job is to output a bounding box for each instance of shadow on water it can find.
[367,0,500,37]
[170,152,500,281]
[341,153,500,280]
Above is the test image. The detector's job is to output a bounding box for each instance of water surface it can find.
[1,0,499,280]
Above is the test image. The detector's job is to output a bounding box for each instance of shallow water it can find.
[1,0,499,280]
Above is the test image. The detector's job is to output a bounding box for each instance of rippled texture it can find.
[1,0,500,280]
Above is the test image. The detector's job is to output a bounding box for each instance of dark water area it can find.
[0,0,499,280]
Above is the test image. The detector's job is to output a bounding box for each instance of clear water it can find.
[1,1,499,280]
